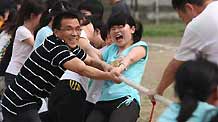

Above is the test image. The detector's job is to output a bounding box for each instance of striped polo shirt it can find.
[1,34,86,115]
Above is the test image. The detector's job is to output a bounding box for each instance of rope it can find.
[119,76,173,106]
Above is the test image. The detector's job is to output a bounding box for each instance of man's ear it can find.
[53,29,58,34]
[53,29,61,38]
[185,3,198,17]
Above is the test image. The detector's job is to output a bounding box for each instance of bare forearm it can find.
[80,65,110,80]
[156,67,176,95]
[156,59,184,95]
[88,58,106,70]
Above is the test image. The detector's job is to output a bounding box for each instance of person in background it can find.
[34,0,73,49]
[86,12,148,122]
[0,8,17,122]
[0,0,13,29]
[78,0,105,49]
[158,54,218,122]
[108,0,130,16]
[13,0,23,11]
[78,0,104,20]
[4,0,45,87]
[0,8,17,96]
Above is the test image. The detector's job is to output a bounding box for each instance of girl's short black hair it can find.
[175,54,218,122]
[107,12,143,43]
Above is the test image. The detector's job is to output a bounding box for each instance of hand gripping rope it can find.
[119,76,173,122]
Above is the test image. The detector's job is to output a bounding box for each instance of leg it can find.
[3,109,41,122]
[86,109,107,122]
[82,101,95,122]
[109,100,140,122]
[48,80,86,122]
[39,111,49,122]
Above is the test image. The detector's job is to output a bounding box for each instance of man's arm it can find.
[63,57,120,83]
[156,58,184,95]
[79,37,101,58]
[83,55,105,70]
[79,37,112,71]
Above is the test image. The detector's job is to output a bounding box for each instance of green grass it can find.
[143,22,185,37]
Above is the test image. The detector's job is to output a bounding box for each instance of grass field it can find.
[137,37,181,122]
[143,22,185,37]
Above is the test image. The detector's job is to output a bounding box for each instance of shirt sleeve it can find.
[174,26,203,61]
[51,45,76,69]
[70,46,87,61]
[16,26,33,42]
[34,27,53,49]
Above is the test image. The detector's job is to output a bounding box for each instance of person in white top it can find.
[5,0,45,87]
[149,0,218,99]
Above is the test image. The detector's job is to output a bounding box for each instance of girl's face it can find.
[110,24,135,49]
[91,29,105,49]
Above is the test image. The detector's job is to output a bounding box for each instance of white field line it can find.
[148,42,177,50]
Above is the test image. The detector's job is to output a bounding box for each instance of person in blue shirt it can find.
[86,12,148,122]
[158,54,218,122]
[34,0,73,49]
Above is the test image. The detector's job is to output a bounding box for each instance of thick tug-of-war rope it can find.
[119,76,173,121]
[119,76,173,106]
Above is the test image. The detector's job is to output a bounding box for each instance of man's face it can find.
[176,3,201,25]
[55,18,81,48]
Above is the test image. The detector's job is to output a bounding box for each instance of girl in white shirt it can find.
[5,0,45,87]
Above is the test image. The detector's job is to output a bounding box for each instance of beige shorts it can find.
[0,76,6,95]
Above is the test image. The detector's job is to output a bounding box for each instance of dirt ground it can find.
[138,37,181,122]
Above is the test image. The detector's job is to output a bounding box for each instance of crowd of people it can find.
[0,0,218,122]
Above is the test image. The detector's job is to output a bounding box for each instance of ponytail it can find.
[177,94,198,122]
[133,20,143,43]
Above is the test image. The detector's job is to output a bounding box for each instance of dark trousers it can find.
[2,108,41,122]
[48,80,87,122]
[86,97,140,122]
[83,101,95,121]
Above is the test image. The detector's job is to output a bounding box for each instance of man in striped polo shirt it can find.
[1,11,121,122]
